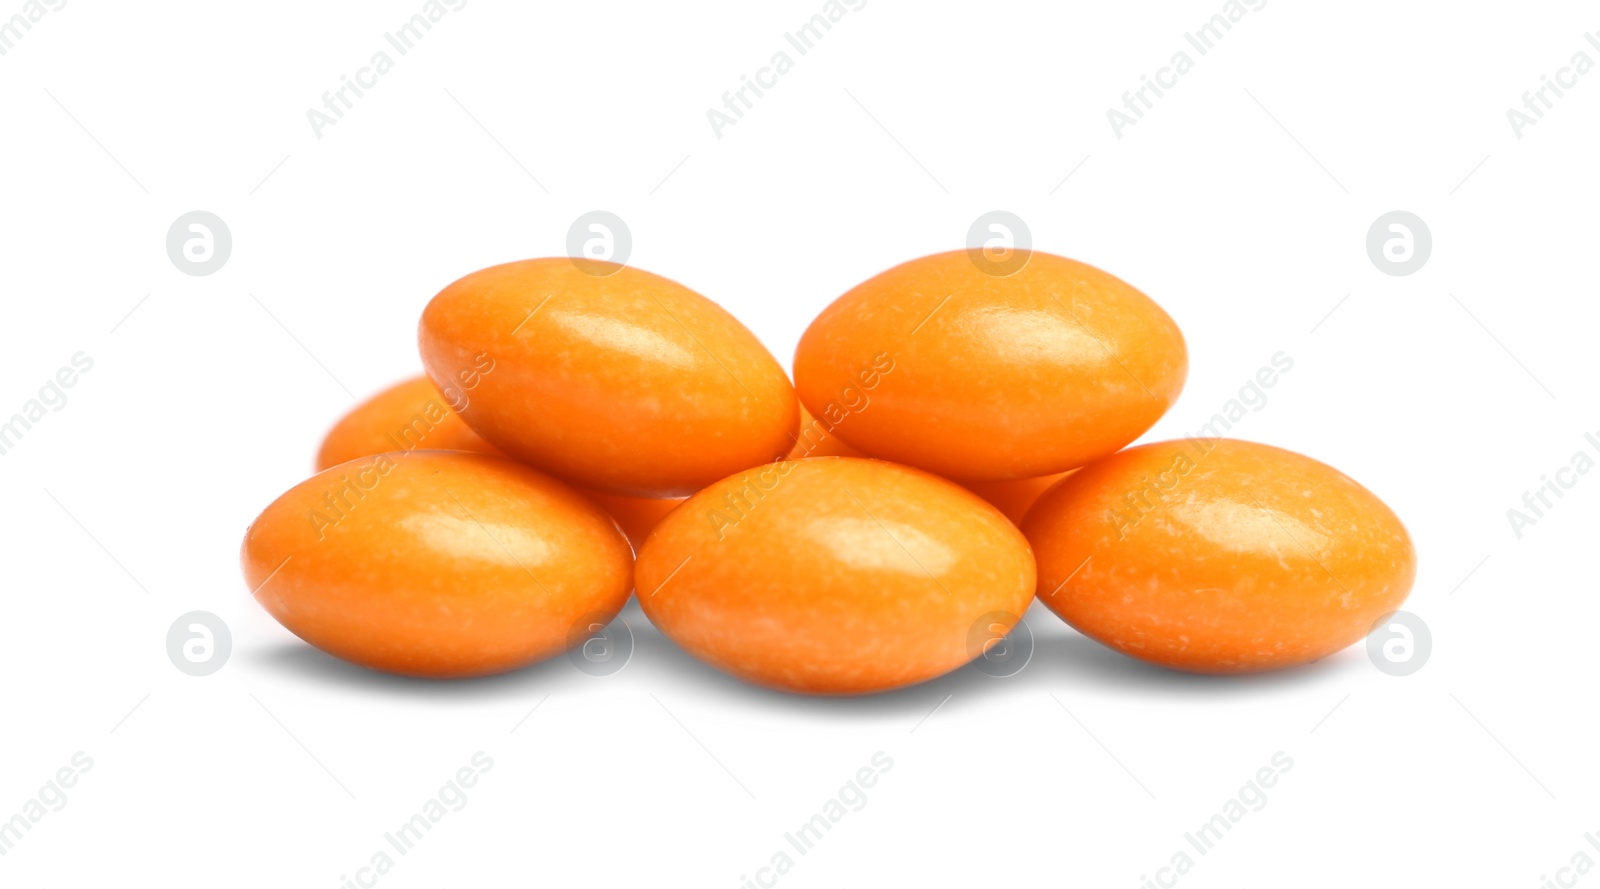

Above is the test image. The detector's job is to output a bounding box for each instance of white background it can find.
[2,1,1596,885]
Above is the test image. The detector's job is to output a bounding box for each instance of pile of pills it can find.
[241,251,1415,693]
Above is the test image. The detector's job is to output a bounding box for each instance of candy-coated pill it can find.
[1023,439,1415,673]
[636,457,1036,694]
[787,404,864,460]
[315,375,499,471]
[589,405,858,551]
[794,250,1187,480]
[962,471,1073,526]
[419,259,798,497]
[577,409,861,550]
[241,451,633,678]
[578,406,865,551]
[584,490,682,551]
[315,373,692,550]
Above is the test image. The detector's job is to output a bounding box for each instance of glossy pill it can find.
[317,373,698,551]
[962,471,1073,526]
[788,403,864,460]
[419,258,798,497]
[241,451,633,678]
[794,250,1187,480]
[588,404,862,552]
[584,490,682,551]
[315,375,499,471]
[636,457,1036,694]
[1023,439,1415,673]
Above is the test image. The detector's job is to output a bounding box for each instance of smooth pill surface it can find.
[587,405,857,551]
[788,404,864,460]
[544,406,864,553]
[584,490,682,552]
[584,405,863,551]
[242,451,633,678]
[962,471,1073,526]
[585,401,864,550]
[419,258,797,497]
[636,457,1036,694]
[315,375,499,471]
[318,373,691,550]
[794,250,1187,480]
[1023,439,1415,673]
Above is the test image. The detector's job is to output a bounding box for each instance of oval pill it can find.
[315,375,499,471]
[636,457,1036,694]
[962,471,1074,526]
[317,373,701,551]
[1023,439,1416,673]
[794,250,1187,480]
[419,259,797,497]
[241,451,633,678]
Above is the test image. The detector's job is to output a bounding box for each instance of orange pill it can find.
[573,403,864,552]
[241,451,633,678]
[586,404,865,552]
[588,404,859,552]
[588,403,863,551]
[419,259,798,497]
[1023,439,1416,673]
[787,404,864,460]
[316,373,690,550]
[583,490,682,552]
[794,250,1187,480]
[636,457,1036,694]
[962,471,1074,526]
[315,375,499,471]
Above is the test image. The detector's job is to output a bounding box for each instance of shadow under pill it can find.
[623,614,1029,718]
[248,639,588,700]
[1029,623,1361,696]
[246,595,1356,708]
